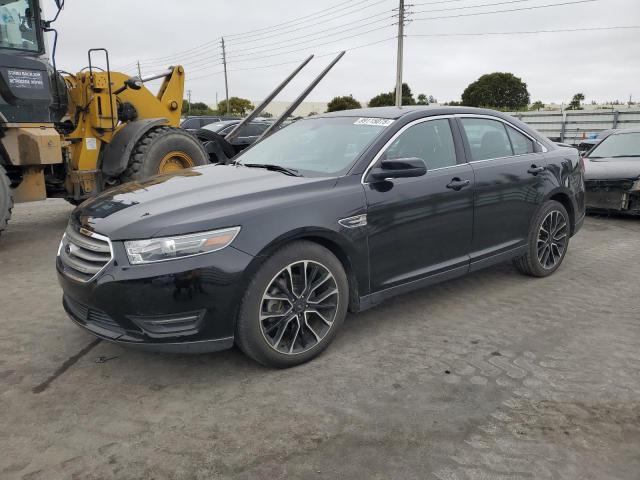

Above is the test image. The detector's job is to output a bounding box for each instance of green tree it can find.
[182,100,216,116]
[530,101,545,111]
[567,93,585,110]
[217,97,255,116]
[326,95,362,112]
[461,72,530,111]
[417,94,428,105]
[368,83,417,107]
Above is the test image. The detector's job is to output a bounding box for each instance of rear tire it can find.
[0,164,13,237]
[513,200,570,277]
[120,126,208,183]
[235,241,349,368]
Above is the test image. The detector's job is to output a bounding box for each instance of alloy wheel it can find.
[259,260,339,355]
[537,210,568,269]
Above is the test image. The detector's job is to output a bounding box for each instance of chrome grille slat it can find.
[65,226,111,253]
[59,225,113,283]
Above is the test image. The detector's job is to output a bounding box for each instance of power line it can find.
[226,0,392,46]
[133,14,395,77]
[224,9,395,55]
[412,0,549,15]
[126,0,390,69]
[224,24,396,63]
[412,0,600,21]
[225,17,396,60]
[407,25,640,36]
[224,0,388,39]
[186,36,398,82]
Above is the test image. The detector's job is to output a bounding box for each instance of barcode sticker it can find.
[85,137,97,150]
[354,118,394,127]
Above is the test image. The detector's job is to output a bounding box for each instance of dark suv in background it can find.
[180,115,238,132]
[57,106,585,368]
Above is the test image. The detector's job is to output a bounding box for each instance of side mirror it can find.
[369,157,427,181]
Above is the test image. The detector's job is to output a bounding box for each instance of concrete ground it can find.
[0,199,638,480]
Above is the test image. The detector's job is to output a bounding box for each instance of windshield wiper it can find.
[610,155,640,158]
[242,163,301,177]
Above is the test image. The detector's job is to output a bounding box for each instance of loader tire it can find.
[0,164,13,237]
[120,126,208,183]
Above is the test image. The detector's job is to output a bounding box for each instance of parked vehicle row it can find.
[57,106,585,367]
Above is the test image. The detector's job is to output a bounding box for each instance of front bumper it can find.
[585,179,640,215]
[57,242,255,353]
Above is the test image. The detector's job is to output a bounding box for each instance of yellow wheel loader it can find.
[0,0,207,236]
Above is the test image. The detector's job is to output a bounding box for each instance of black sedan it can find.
[57,106,585,368]
[583,127,640,215]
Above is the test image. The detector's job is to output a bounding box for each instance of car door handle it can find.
[527,165,546,175]
[446,178,471,191]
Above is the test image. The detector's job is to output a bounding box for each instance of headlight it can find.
[124,227,241,265]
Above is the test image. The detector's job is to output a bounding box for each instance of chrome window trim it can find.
[456,113,548,157]
[361,115,457,185]
[58,227,115,283]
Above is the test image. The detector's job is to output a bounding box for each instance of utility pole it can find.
[221,37,230,115]
[395,0,405,107]
[136,60,142,79]
[216,91,219,109]
[187,89,192,115]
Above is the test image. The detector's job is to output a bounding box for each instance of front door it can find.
[364,117,474,292]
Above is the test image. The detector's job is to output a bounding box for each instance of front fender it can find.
[100,118,168,177]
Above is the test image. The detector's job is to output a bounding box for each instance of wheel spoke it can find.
[260,306,292,321]
[271,313,298,349]
[303,312,321,342]
[309,288,338,305]
[306,308,333,327]
[288,317,301,354]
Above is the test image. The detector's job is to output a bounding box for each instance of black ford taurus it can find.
[57,106,585,368]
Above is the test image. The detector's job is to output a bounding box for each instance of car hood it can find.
[72,164,337,240]
[584,157,640,181]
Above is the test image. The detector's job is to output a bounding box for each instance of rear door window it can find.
[460,118,513,161]
[506,125,534,155]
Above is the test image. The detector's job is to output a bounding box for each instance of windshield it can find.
[236,117,391,176]
[589,132,640,159]
[0,0,41,52]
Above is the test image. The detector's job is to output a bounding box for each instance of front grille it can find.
[58,225,112,282]
[585,179,635,191]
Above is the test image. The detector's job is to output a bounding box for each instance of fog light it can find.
[128,310,205,338]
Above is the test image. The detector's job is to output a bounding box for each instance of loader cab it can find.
[0,0,59,124]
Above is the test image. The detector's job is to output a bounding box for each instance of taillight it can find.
[579,156,586,173]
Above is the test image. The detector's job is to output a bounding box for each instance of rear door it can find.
[364,117,474,292]
[457,116,549,268]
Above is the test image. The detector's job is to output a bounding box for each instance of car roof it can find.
[317,105,531,121]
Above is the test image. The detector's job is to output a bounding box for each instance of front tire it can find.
[121,126,208,183]
[0,164,13,238]
[513,200,570,277]
[235,241,349,368]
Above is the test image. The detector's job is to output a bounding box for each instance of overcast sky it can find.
[50,0,639,106]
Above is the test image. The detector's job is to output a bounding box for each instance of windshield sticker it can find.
[354,118,394,127]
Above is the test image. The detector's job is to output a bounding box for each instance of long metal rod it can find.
[139,68,173,83]
[395,0,405,107]
[258,51,346,141]
[224,54,314,142]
